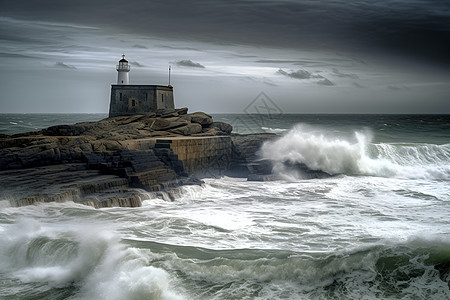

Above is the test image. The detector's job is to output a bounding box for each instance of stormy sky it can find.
[1,0,450,113]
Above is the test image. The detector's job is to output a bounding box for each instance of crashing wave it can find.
[260,124,450,180]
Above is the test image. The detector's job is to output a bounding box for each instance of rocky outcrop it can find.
[0,109,277,208]
[0,163,133,208]
[229,133,276,176]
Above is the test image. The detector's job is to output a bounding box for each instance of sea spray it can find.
[260,124,450,180]
[0,217,184,300]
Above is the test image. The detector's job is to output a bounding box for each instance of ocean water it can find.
[0,114,450,299]
[0,114,108,136]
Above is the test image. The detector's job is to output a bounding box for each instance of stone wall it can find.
[109,85,174,117]
[155,89,175,111]
[155,136,233,177]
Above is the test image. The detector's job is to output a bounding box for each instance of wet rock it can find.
[228,133,276,177]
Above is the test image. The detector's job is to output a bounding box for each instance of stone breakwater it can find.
[0,108,274,208]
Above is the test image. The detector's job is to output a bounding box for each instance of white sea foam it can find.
[260,124,450,180]
[261,126,287,134]
[0,217,184,300]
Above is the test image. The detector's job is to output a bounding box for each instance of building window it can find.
[129,98,138,108]
[161,94,164,102]
[119,93,122,101]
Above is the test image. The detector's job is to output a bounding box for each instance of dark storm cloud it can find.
[2,0,450,65]
[277,68,335,86]
[277,69,335,86]
[175,60,205,68]
[277,69,312,80]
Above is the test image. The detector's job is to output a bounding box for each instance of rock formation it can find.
[0,108,275,208]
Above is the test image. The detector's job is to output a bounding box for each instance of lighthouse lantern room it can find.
[116,54,130,85]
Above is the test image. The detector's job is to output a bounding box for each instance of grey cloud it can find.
[332,68,359,79]
[277,69,311,79]
[317,78,335,86]
[232,54,257,58]
[132,44,147,49]
[55,62,76,69]
[159,45,200,51]
[258,60,306,64]
[277,69,335,86]
[259,59,326,68]
[130,61,144,67]
[175,60,205,68]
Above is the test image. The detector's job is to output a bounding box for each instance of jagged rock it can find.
[204,122,233,135]
[190,112,213,126]
[228,133,276,176]
[176,114,193,123]
[147,118,188,131]
[231,133,275,163]
[113,115,145,125]
[176,107,188,115]
[169,123,203,135]
[156,109,177,117]
[41,123,97,136]
[213,122,233,134]
[161,112,179,118]
[199,128,220,136]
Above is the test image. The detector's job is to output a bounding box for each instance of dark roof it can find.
[119,58,128,62]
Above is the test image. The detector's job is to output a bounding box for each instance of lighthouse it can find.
[116,54,130,85]
[109,54,175,117]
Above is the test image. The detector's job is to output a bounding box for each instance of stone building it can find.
[109,55,174,117]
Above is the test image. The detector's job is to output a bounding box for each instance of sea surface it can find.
[1,113,449,299]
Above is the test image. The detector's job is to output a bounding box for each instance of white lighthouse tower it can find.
[116,54,130,85]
